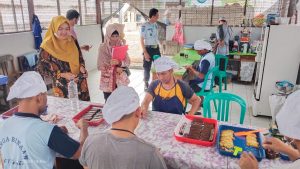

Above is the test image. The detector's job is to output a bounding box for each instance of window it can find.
[33,0,58,28]
[80,0,97,25]
[60,0,79,17]
[0,0,30,33]
[132,0,173,23]
[246,0,281,18]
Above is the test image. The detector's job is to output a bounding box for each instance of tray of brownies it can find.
[72,105,104,126]
[174,115,218,146]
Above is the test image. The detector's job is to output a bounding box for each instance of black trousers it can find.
[103,92,111,102]
[143,47,161,82]
[55,158,83,169]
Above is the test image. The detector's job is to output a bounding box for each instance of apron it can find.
[152,79,185,115]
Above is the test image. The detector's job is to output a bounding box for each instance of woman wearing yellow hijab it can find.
[37,16,90,101]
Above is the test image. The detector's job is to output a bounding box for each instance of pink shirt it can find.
[70,26,77,39]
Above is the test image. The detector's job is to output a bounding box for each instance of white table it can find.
[47,96,289,169]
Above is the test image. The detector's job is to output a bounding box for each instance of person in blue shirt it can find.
[142,57,201,115]
[185,40,216,93]
[0,71,89,169]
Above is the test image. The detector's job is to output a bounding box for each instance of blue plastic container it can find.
[217,125,266,161]
[0,75,8,85]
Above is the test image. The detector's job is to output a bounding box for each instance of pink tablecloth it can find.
[47,96,289,169]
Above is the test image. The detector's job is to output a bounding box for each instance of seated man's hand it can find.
[59,126,69,134]
[239,152,258,169]
[76,119,89,130]
[263,137,286,153]
[184,65,193,70]
[141,106,148,118]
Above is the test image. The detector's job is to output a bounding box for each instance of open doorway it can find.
[101,2,168,68]
[102,3,146,68]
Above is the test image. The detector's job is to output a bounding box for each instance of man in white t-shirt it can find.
[0,71,89,169]
[79,86,167,169]
[239,90,300,169]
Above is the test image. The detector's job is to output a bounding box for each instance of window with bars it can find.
[181,0,283,26]
[101,0,122,20]
[60,0,79,17]
[0,0,98,33]
[33,0,58,28]
[80,0,97,25]
[246,0,281,17]
[130,0,174,23]
[0,0,291,33]
[0,0,30,33]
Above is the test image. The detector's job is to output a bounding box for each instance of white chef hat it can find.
[276,90,300,140]
[102,86,140,124]
[154,56,178,73]
[7,71,47,101]
[194,40,212,51]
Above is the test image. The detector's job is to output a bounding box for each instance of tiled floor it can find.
[87,68,272,128]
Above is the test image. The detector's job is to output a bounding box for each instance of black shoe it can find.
[144,82,149,91]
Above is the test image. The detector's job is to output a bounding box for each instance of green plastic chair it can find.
[195,66,219,97]
[153,55,161,60]
[203,93,246,124]
[215,54,228,92]
[195,66,219,111]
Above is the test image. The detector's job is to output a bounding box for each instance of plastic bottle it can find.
[68,79,79,111]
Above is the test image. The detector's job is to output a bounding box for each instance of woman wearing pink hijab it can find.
[97,23,130,101]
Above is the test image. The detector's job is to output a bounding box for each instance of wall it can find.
[166,26,263,44]
[0,32,35,56]
[74,24,102,71]
[0,32,36,71]
[0,24,102,71]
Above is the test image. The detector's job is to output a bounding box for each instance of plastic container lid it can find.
[0,75,8,85]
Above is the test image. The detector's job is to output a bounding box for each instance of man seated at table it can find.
[79,86,167,169]
[0,71,89,169]
[239,90,300,169]
[185,40,216,93]
[141,56,201,115]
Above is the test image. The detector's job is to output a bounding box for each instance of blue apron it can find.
[152,80,185,115]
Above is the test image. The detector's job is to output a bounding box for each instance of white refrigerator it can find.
[252,25,300,117]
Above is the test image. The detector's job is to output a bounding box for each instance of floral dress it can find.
[36,45,90,101]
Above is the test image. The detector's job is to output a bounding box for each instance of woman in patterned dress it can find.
[37,16,90,101]
[97,23,130,101]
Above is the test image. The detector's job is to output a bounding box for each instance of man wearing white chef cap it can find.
[239,90,300,169]
[0,71,89,169]
[185,40,216,93]
[79,86,167,169]
[141,56,200,116]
